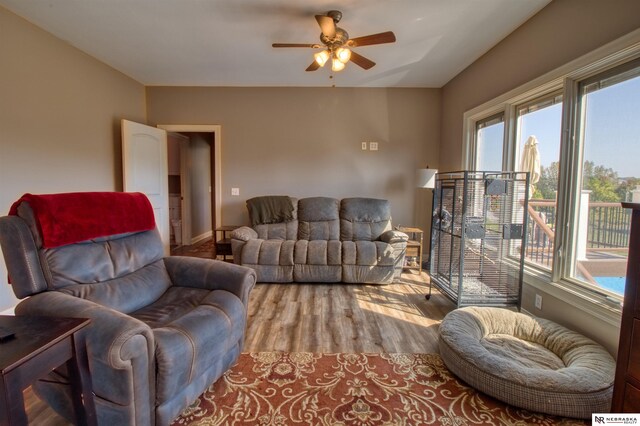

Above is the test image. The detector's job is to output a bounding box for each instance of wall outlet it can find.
[231,188,240,196]
[535,293,543,310]
[361,142,367,150]
[369,142,378,151]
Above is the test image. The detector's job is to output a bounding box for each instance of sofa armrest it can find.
[230,226,258,242]
[15,292,155,414]
[380,230,409,244]
[164,256,256,306]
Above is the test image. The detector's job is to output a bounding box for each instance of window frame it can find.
[472,112,506,171]
[563,57,640,293]
[511,89,564,272]
[460,29,640,325]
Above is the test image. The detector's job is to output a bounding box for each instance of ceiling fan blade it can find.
[315,14,336,38]
[349,51,376,70]
[348,31,396,47]
[306,61,321,72]
[272,43,321,48]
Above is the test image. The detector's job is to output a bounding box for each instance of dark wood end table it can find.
[215,225,240,261]
[0,316,96,426]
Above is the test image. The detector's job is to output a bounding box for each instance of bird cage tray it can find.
[433,274,520,307]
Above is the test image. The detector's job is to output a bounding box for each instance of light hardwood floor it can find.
[244,273,453,354]
[24,272,454,425]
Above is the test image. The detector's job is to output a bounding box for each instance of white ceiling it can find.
[1,0,550,87]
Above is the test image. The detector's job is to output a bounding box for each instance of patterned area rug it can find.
[171,352,587,425]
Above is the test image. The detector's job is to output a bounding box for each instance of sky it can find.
[478,73,640,179]
[518,75,640,178]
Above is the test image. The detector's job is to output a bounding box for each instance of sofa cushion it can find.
[132,288,246,405]
[57,259,172,314]
[340,198,393,241]
[342,265,395,284]
[254,221,299,240]
[298,197,340,241]
[42,230,165,288]
[251,197,298,240]
[342,241,397,266]
[293,239,341,282]
[342,240,398,283]
[294,240,341,265]
[247,196,296,226]
[239,239,295,266]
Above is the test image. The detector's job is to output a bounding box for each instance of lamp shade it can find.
[336,47,351,64]
[331,58,345,72]
[314,50,330,67]
[417,168,438,189]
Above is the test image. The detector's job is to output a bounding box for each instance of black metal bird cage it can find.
[429,171,530,308]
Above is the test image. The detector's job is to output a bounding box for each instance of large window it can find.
[475,114,504,171]
[516,94,563,271]
[465,54,640,301]
[570,62,640,296]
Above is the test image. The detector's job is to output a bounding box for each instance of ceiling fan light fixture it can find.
[314,50,330,67]
[336,47,351,64]
[273,10,395,73]
[331,57,346,72]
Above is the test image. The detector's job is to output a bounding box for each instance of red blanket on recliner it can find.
[9,192,156,248]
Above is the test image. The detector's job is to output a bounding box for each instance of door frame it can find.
[158,125,222,232]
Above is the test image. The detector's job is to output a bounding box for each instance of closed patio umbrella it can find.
[520,135,540,198]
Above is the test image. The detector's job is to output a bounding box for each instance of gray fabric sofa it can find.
[231,196,408,284]
[0,194,256,426]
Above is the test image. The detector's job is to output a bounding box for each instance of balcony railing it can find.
[587,202,632,249]
[526,200,556,268]
[525,199,631,272]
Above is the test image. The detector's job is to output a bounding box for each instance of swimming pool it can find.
[594,276,625,296]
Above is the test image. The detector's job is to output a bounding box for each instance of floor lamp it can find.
[416,167,437,299]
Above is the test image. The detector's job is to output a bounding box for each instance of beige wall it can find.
[0,7,146,311]
[439,0,640,353]
[440,0,640,171]
[146,87,441,234]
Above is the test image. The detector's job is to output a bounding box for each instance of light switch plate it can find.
[361,142,367,150]
[369,142,378,151]
[231,188,240,196]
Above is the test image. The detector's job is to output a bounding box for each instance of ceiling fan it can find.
[272,10,396,72]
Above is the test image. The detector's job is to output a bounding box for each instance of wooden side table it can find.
[215,225,240,261]
[0,316,96,426]
[396,226,424,275]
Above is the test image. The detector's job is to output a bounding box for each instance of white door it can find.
[121,119,170,255]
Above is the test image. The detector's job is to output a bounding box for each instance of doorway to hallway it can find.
[159,125,222,253]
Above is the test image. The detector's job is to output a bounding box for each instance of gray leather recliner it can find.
[0,194,256,426]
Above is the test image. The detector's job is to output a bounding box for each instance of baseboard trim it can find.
[191,230,213,245]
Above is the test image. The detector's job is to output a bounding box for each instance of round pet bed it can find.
[438,307,615,419]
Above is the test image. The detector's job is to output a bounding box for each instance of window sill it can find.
[523,266,622,328]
